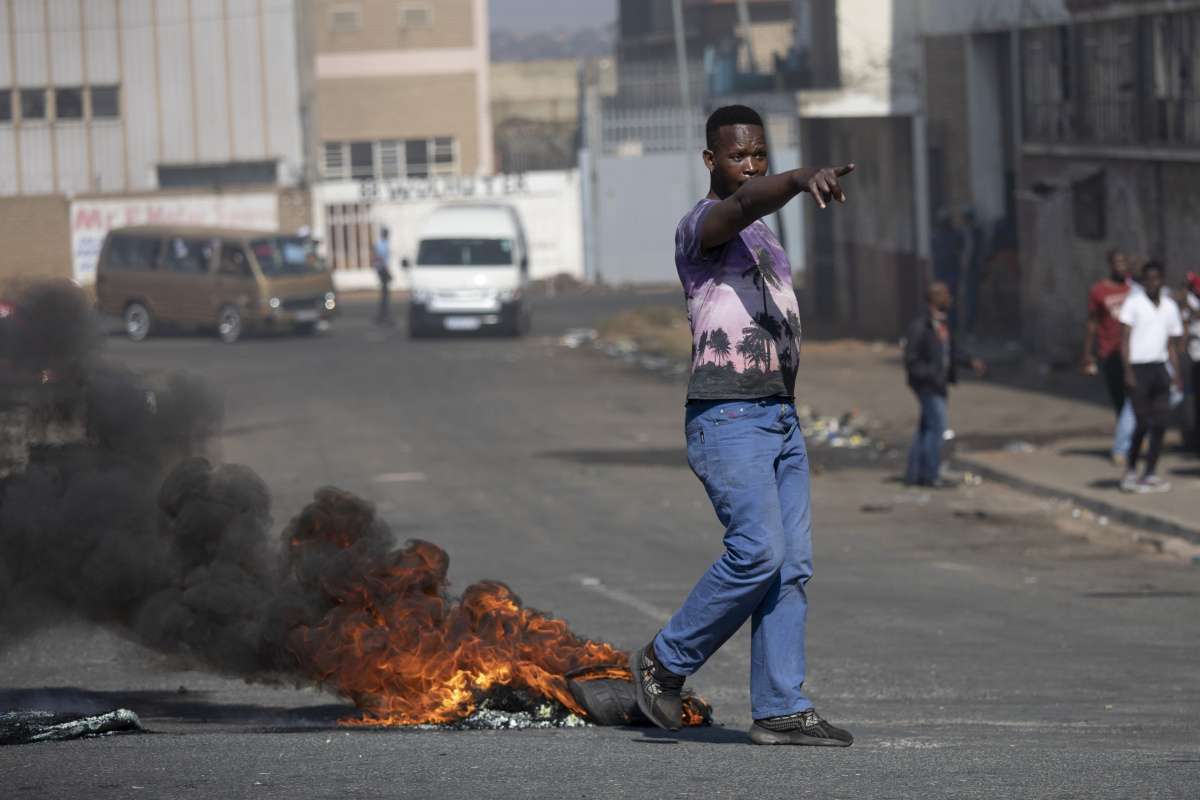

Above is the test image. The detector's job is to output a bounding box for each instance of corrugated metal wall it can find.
[0,0,303,196]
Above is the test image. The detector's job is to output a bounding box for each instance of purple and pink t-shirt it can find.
[675,199,801,400]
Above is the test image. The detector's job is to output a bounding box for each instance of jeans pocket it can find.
[685,424,708,480]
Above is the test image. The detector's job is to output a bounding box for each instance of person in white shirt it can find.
[1117,261,1185,492]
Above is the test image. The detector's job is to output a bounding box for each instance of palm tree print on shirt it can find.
[742,247,784,315]
[708,328,732,366]
[738,325,773,372]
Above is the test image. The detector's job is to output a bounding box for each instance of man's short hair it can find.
[1142,260,1165,277]
[705,105,765,150]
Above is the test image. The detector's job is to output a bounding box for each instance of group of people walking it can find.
[1083,252,1200,494]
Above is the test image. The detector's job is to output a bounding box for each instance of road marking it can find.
[374,472,428,483]
[930,561,976,573]
[574,575,673,623]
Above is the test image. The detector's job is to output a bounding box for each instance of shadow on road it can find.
[630,725,749,746]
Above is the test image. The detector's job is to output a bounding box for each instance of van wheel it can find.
[123,302,152,342]
[217,305,243,344]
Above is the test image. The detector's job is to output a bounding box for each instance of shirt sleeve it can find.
[1116,296,1137,327]
[1087,286,1102,319]
[677,200,719,264]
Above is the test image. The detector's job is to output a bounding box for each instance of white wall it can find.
[592,147,805,286]
[0,0,304,196]
[313,171,585,291]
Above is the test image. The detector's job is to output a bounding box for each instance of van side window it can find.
[106,235,161,271]
[218,243,252,277]
[163,238,213,274]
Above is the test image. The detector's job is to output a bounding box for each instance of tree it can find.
[695,329,709,366]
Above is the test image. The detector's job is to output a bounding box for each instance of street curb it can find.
[955,455,1200,547]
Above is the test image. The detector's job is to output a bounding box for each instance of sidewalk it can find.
[777,341,1200,542]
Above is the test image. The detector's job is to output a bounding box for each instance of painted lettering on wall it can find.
[70,194,279,284]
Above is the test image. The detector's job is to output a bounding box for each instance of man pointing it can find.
[630,105,855,746]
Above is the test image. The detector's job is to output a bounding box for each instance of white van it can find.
[403,204,531,337]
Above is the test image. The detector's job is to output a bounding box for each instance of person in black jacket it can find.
[904,282,985,487]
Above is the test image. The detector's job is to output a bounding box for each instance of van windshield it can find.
[251,237,324,276]
[417,238,514,267]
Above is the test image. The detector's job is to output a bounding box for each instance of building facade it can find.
[310,0,492,184]
[0,0,307,283]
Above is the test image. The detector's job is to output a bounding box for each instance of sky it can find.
[489,0,616,33]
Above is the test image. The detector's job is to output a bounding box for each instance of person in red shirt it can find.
[1082,249,1132,461]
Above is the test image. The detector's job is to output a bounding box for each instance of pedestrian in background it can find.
[903,282,986,488]
[1185,272,1200,454]
[1082,249,1133,465]
[1118,261,1185,493]
[373,227,393,326]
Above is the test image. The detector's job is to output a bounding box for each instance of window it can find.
[398,4,432,28]
[405,139,429,178]
[433,137,455,173]
[349,141,375,180]
[163,238,213,274]
[19,89,47,121]
[417,238,515,267]
[91,85,120,119]
[379,140,402,179]
[321,137,459,180]
[328,3,362,32]
[55,87,84,121]
[323,143,347,179]
[251,237,321,276]
[105,235,161,271]
[158,161,277,188]
[0,90,10,123]
[218,243,251,277]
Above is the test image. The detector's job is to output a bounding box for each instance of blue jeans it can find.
[906,391,947,485]
[1113,400,1135,459]
[654,398,814,719]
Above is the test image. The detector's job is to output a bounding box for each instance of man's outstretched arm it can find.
[699,164,855,250]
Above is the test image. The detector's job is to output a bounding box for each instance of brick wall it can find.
[0,195,72,283]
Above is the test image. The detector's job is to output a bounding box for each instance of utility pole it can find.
[734,0,757,73]
[671,0,700,201]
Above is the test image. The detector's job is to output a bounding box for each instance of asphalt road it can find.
[2,294,1198,799]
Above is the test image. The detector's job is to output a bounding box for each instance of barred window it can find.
[321,137,459,180]
[323,142,347,179]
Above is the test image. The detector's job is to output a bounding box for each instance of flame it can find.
[284,490,650,726]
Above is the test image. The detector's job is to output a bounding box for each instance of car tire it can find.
[217,304,243,344]
[123,302,152,342]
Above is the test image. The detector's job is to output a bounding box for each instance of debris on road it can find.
[1004,440,1038,454]
[558,328,598,349]
[0,709,143,746]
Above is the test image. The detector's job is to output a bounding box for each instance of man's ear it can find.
[702,149,716,173]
